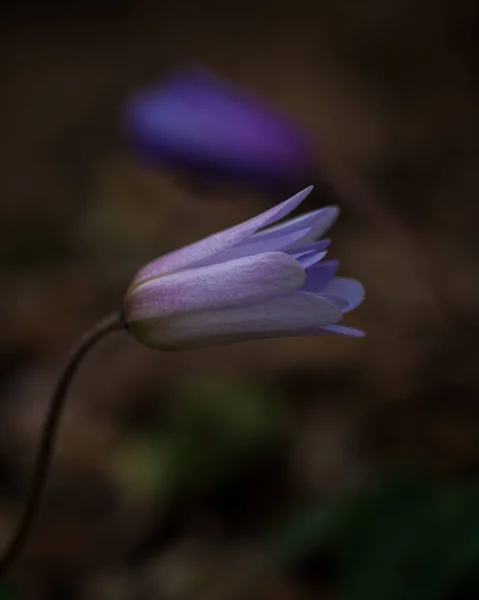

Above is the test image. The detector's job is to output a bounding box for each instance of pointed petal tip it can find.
[289,185,314,204]
[133,189,317,279]
[331,205,340,219]
[321,204,340,223]
[294,204,340,245]
[314,204,340,218]
[319,324,365,337]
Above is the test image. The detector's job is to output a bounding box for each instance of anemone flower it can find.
[0,187,365,574]
[123,186,364,348]
[122,69,314,190]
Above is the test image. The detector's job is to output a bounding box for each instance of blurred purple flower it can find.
[123,186,364,349]
[121,69,314,189]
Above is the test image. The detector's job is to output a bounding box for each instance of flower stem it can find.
[0,311,124,574]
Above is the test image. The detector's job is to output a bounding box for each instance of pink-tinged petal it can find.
[252,206,339,246]
[301,260,340,292]
[316,324,365,337]
[196,227,312,266]
[320,277,365,313]
[128,291,342,349]
[132,187,312,281]
[124,252,305,322]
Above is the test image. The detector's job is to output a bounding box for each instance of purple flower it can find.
[123,187,364,349]
[121,69,314,189]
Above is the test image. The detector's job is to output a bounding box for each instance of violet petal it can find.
[301,260,340,292]
[320,277,365,313]
[133,187,312,281]
[287,239,331,257]
[295,251,328,269]
[252,207,339,246]
[197,227,312,266]
[317,324,365,337]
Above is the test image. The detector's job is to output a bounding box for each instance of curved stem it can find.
[0,311,124,574]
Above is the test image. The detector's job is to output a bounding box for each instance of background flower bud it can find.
[121,69,315,191]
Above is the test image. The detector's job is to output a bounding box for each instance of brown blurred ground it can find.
[1,0,479,598]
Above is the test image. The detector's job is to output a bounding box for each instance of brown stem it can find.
[0,311,124,574]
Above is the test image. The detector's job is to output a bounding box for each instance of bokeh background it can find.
[1,0,479,598]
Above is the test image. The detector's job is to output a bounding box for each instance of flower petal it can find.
[287,239,331,257]
[295,207,340,246]
[316,324,365,337]
[128,291,342,349]
[319,295,349,311]
[132,187,313,281]
[252,206,339,246]
[301,260,340,292]
[295,251,328,269]
[196,227,312,266]
[124,252,305,322]
[287,240,331,268]
[320,277,365,313]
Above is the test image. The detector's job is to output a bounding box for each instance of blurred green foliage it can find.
[270,472,479,599]
[162,378,286,492]
[117,378,287,500]
[117,382,479,600]
[0,580,18,600]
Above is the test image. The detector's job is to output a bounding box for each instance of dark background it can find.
[1,1,479,598]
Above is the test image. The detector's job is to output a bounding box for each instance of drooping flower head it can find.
[123,187,364,349]
[121,69,314,190]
